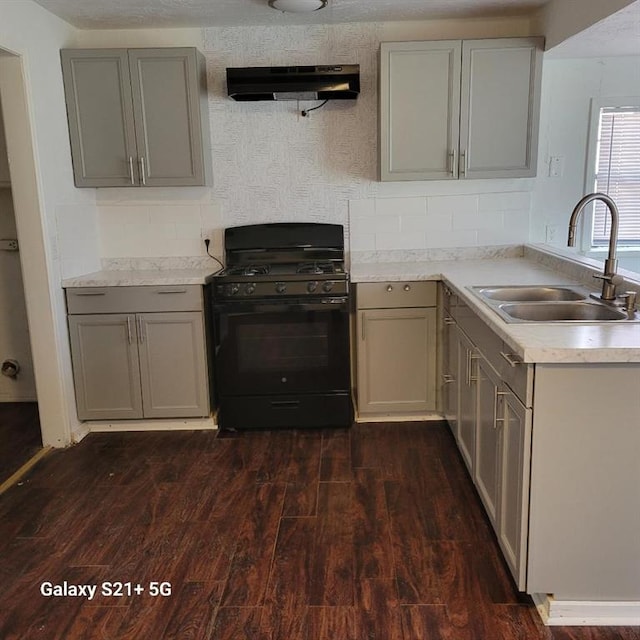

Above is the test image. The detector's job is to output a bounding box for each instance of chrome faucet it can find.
[567,192,623,301]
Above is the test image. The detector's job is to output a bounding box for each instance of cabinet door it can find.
[441,312,458,433]
[460,38,543,179]
[380,41,461,181]
[137,312,209,418]
[128,49,206,187]
[357,307,437,413]
[498,388,532,590]
[68,314,143,420]
[456,328,476,473]
[474,355,502,527]
[61,50,139,187]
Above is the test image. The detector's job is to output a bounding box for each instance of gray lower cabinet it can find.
[379,37,543,181]
[61,48,210,188]
[444,287,532,589]
[356,281,437,415]
[66,286,209,420]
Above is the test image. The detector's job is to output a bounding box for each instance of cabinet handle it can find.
[494,390,510,426]
[126,316,133,344]
[403,284,411,292]
[443,374,455,384]
[444,315,456,325]
[460,149,467,177]
[128,156,135,185]
[156,289,187,294]
[466,351,480,385]
[74,291,106,297]
[361,312,365,341]
[500,351,522,368]
[139,156,147,186]
[386,285,393,292]
[137,316,145,343]
[449,148,457,177]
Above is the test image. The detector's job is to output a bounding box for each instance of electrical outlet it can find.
[549,156,565,178]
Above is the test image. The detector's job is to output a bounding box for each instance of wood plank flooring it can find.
[0,402,42,484]
[0,422,638,639]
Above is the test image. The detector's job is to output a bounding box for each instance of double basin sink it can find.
[470,285,638,323]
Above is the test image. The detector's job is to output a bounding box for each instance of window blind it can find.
[592,107,640,247]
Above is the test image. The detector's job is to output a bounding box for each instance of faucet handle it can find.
[619,291,637,313]
[593,273,624,285]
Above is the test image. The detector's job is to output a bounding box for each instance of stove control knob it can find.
[245,283,256,295]
[275,282,287,294]
[322,281,334,293]
[228,283,240,295]
[307,281,318,293]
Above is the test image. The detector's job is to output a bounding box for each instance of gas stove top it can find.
[207,223,349,300]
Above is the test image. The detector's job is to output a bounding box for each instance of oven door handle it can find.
[214,297,349,314]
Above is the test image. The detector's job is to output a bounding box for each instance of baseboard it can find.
[88,416,218,433]
[532,593,640,626]
[356,412,445,423]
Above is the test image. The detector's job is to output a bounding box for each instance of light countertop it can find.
[350,257,640,364]
[62,267,216,287]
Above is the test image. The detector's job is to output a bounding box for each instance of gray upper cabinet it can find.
[61,48,211,188]
[379,37,543,181]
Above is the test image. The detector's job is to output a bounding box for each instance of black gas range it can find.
[205,223,352,431]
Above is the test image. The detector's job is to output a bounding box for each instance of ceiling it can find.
[30,0,640,57]
[32,0,549,30]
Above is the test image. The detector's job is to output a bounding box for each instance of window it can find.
[586,98,640,248]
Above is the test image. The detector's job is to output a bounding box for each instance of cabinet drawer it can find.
[66,285,203,314]
[357,281,437,309]
[498,350,533,407]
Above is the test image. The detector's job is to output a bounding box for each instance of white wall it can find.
[531,55,640,274]
[0,187,36,401]
[0,0,91,444]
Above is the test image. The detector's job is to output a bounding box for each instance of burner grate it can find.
[296,262,336,275]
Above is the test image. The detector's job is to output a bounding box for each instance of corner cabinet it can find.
[379,37,543,181]
[66,286,210,420]
[356,281,437,415]
[61,48,211,188]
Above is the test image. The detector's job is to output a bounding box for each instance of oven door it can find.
[213,296,350,397]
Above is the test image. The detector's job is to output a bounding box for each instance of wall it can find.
[531,55,640,274]
[0,187,36,401]
[90,17,536,262]
[0,0,91,444]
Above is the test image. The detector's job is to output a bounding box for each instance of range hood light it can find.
[268,0,327,13]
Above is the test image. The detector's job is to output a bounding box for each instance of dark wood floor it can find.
[0,402,42,484]
[0,422,637,639]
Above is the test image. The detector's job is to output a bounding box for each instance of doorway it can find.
[0,58,42,484]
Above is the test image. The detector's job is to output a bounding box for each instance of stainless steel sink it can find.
[475,285,587,302]
[468,284,639,323]
[499,302,628,322]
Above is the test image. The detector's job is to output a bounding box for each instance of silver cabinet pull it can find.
[386,285,393,292]
[128,156,135,185]
[126,316,133,344]
[139,156,147,185]
[156,289,187,294]
[403,284,411,292]
[449,148,458,177]
[500,352,522,368]
[74,291,106,297]
[361,312,365,341]
[444,315,456,325]
[460,149,467,177]
[443,374,455,384]
[494,390,510,426]
[137,316,145,343]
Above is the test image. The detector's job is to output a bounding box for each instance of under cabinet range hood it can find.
[226,65,360,101]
